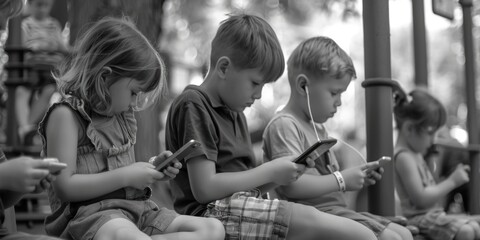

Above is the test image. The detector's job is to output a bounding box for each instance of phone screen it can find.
[293,138,337,165]
[154,140,201,171]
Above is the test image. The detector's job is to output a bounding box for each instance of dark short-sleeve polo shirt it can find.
[165,85,256,216]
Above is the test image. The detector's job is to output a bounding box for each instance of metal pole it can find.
[459,0,480,214]
[5,16,22,146]
[412,0,429,87]
[362,0,395,216]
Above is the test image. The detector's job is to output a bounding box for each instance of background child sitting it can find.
[394,88,480,240]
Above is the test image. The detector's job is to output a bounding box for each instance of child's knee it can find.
[455,224,476,240]
[386,222,414,240]
[467,221,480,238]
[379,228,402,240]
[200,218,225,240]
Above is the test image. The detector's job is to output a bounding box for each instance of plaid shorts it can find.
[204,189,293,240]
[408,208,476,240]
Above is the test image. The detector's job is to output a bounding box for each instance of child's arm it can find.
[187,155,304,203]
[395,151,468,208]
[46,106,165,202]
[277,161,378,199]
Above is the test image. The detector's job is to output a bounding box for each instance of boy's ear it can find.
[215,56,231,79]
[295,74,309,96]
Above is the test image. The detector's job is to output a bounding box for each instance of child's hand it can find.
[154,151,182,181]
[340,163,379,191]
[33,174,56,193]
[449,164,470,187]
[364,166,383,186]
[0,157,50,193]
[269,156,305,185]
[124,162,166,190]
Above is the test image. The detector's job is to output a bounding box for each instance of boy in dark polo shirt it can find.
[165,13,378,240]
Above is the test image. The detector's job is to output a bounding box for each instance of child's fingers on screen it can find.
[362,161,379,171]
[165,165,180,175]
[172,161,182,169]
[157,151,173,159]
[154,171,167,180]
[305,158,315,168]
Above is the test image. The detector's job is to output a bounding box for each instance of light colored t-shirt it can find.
[262,112,348,208]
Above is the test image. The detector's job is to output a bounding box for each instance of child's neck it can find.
[396,134,418,154]
[283,99,321,141]
[283,97,310,123]
[200,74,223,106]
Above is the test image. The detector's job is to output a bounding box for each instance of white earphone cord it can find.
[305,87,321,142]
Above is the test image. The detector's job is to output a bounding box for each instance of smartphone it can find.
[366,156,391,172]
[153,140,201,171]
[293,138,337,165]
[43,158,67,174]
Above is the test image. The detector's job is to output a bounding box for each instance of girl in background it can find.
[394,88,480,240]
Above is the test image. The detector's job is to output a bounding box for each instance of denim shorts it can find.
[65,199,178,240]
[320,205,391,237]
[204,189,293,240]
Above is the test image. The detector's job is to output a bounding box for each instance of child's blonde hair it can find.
[287,36,356,83]
[210,13,284,83]
[55,17,166,114]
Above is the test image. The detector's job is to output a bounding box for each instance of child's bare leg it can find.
[466,221,480,239]
[380,222,413,240]
[29,84,55,124]
[287,203,376,240]
[93,218,152,240]
[155,215,224,240]
[455,224,475,240]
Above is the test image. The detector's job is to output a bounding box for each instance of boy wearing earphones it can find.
[263,36,414,240]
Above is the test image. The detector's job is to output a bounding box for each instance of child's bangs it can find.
[233,46,284,83]
[258,48,285,83]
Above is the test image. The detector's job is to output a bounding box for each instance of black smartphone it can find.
[293,138,337,165]
[152,140,201,171]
